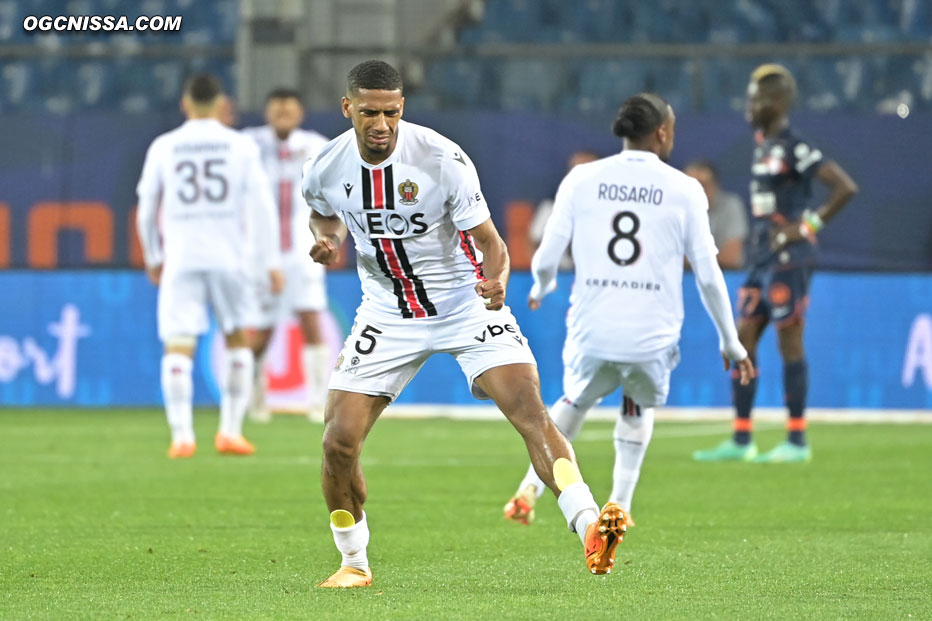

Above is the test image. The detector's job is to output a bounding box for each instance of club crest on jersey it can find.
[398,179,419,205]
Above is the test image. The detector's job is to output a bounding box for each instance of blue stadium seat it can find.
[646,59,697,112]
[426,59,488,108]
[575,60,649,113]
[498,59,563,111]
[462,0,545,44]
[555,0,627,43]
[0,60,37,111]
[696,58,759,112]
[73,61,118,109]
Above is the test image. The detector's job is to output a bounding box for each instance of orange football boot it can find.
[168,442,196,459]
[503,485,538,525]
[317,566,372,588]
[584,502,627,575]
[214,433,255,456]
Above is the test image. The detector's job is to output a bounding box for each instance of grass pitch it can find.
[1,409,930,619]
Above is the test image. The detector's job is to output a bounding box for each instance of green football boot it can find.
[692,439,758,462]
[753,441,812,463]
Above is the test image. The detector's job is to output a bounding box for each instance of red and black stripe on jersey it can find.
[622,395,641,418]
[277,144,292,251]
[458,231,485,281]
[361,165,437,319]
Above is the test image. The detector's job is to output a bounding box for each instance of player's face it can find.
[657,105,675,162]
[342,88,404,164]
[265,97,304,136]
[746,81,781,128]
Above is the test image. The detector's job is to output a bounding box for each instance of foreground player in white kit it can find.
[242,88,331,422]
[136,74,283,458]
[504,93,755,526]
[303,61,624,588]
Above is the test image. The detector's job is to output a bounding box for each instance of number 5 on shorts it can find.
[354,325,383,355]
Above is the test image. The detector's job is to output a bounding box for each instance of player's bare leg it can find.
[248,327,274,423]
[475,363,626,574]
[299,310,330,423]
[318,389,389,588]
[215,329,256,455]
[162,339,196,458]
[694,316,766,462]
[505,396,592,525]
[754,321,812,463]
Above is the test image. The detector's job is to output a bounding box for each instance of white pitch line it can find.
[366,405,932,424]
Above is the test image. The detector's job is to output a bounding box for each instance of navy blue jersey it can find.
[747,126,823,268]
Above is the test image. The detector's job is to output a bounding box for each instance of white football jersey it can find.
[302,120,490,319]
[541,150,718,360]
[136,118,280,272]
[241,125,330,258]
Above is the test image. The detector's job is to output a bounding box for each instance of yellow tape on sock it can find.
[552,457,582,491]
[330,509,355,528]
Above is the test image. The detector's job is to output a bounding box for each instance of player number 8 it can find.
[607,211,641,266]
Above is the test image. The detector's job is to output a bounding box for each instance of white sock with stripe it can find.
[161,353,194,444]
[609,402,655,514]
[302,344,331,410]
[219,347,253,437]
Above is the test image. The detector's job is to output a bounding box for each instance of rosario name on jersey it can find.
[302,120,489,319]
[136,118,278,272]
[241,126,329,257]
[549,150,717,360]
[748,126,823,268]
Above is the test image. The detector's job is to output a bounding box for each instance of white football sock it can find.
[609,405,655,514]
[557,481,600,545]
[219,347,253,437]
[331,512,370,571]
[161,353,194,444]
[251,352,268,413]
[302,343,331,410]
[516,397,591,499]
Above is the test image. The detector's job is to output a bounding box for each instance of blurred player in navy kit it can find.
[694,64,858,464]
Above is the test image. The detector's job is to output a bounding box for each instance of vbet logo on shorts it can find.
[0,305,90,400]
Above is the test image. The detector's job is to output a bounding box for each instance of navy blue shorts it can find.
[738,265,814,327]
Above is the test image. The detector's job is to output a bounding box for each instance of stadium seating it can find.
[0,0,235,113]
[435,0,932,113]
[4,0,930,114]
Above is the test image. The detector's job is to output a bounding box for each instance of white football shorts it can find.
[329,300,537,401]
[248,254,328,329]
[157,268,252,340]
[561,339,681,409]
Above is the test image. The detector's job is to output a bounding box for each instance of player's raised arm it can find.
[683,180,753,384]
[135,139,165,284]
[528,171,575,310]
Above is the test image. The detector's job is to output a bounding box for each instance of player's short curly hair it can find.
[751,63,797,103]
[612,93,670,141]
[347,60,403,94]
[184,73,223,104]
